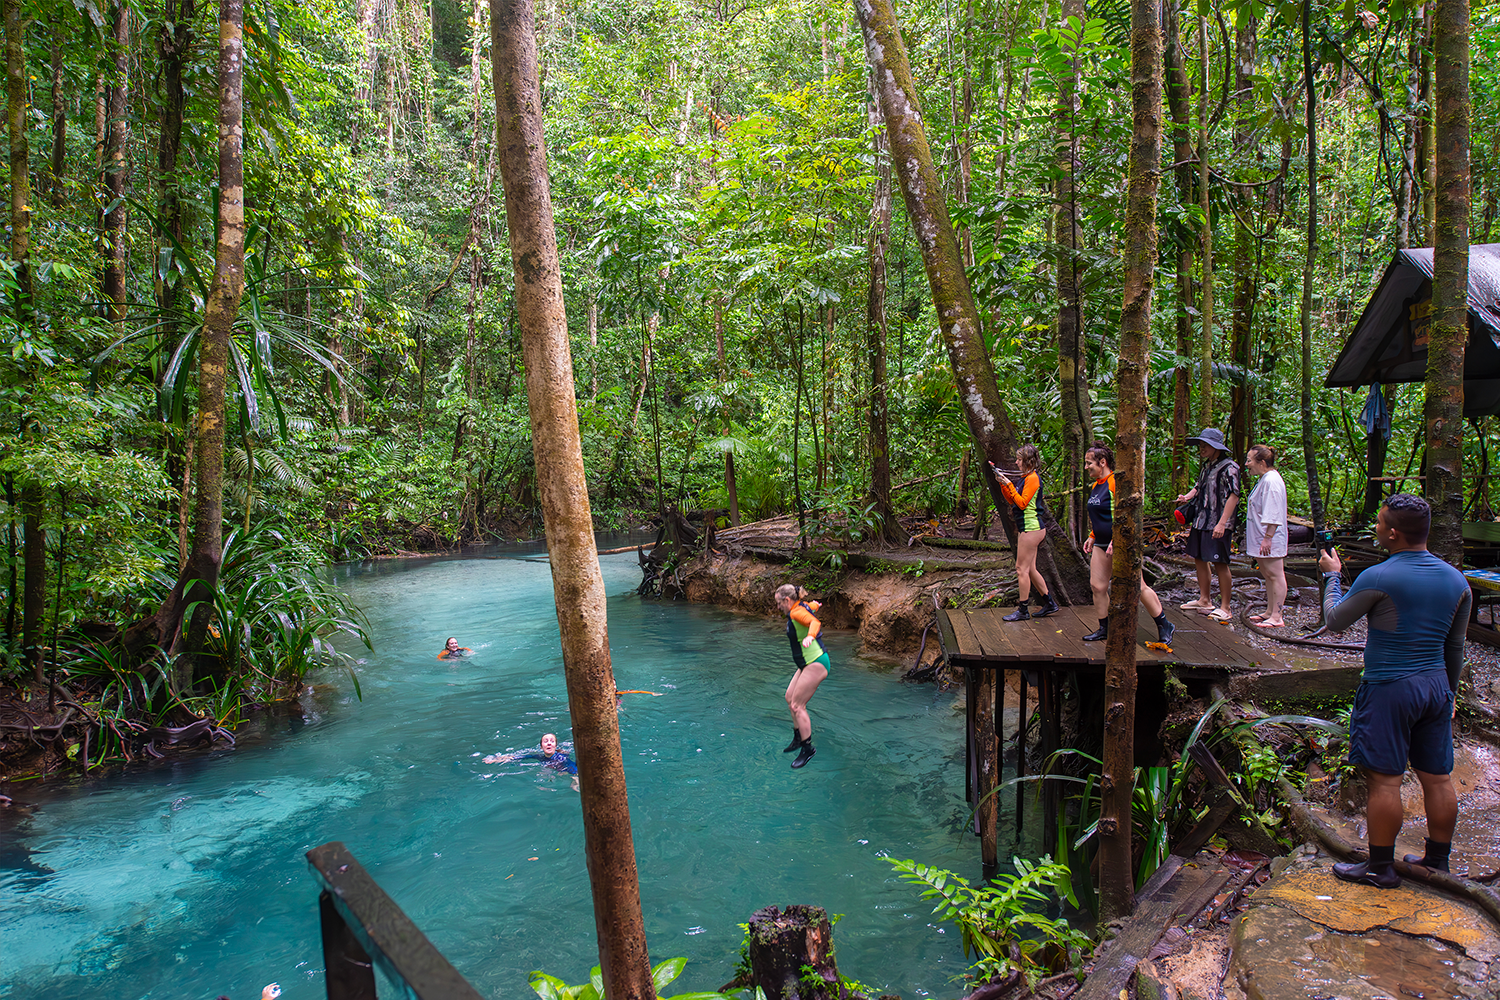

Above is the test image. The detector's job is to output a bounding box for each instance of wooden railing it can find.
[306,841,486,1000]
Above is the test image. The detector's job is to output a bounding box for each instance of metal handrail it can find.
[307,841,486,1000]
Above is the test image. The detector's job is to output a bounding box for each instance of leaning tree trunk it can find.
[1424,0,1469,566]
[855,0,1090,603]
[490,3,655,998]
[866,75,905,543]
[7,0,40,682]
[174,0,247,688]
[1099,0,1163,924]
[1299,0,1325,533]
[100,0,129,323]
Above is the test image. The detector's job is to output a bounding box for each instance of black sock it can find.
[1369,844,1396,872]
[1424,838,1452,869]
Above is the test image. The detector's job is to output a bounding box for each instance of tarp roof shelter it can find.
[1326,244,1500,416]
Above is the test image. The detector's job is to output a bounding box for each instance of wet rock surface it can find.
[1227,849,1499,1000]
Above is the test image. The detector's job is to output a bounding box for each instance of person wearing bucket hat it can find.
[1175,427,1240,621]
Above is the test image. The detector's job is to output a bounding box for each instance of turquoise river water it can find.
[0,538,1039,999]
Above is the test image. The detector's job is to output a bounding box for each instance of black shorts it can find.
[1349,670,1454,776]
[1187,527,1232,564]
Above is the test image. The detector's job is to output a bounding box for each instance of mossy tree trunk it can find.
[1099,0,1163,924]
[1424,0,1469,566]
[854,0,1089,603]
[174,0,248,688]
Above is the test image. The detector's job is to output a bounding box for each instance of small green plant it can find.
[886,856,1090,986]
[529,959,754,1000]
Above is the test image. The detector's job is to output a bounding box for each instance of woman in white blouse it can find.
[1245,444,1289,626]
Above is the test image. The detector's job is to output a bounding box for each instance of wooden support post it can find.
[319,890,377,1000]
[1041,670,1061,840]
[976,667,999,871]
[1016,669,1027,838]
[964,666,976,831]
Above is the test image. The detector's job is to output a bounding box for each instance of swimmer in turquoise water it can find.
[438,637,472,660]
[484,732,578,775]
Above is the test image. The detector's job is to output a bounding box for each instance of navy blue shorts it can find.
[1349,670,1454,776]
[1186,528,1232,564]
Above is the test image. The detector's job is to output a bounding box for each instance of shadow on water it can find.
[0,535,1045,999]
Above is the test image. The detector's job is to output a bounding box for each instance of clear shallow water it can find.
[1,539,1038,999]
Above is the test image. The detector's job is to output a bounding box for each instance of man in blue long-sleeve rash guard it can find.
[1319,493,1471,888]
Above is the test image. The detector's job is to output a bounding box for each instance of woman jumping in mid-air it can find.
[989,444,1058,622]
[1081,442,1175,646]
[774,583,827,770]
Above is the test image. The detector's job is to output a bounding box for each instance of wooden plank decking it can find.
[938,605,1278,674]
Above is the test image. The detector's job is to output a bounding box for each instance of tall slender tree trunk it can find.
[1424,0,1469,565]
[1300,0,1326,532]
[100,0,130,323]
[1100,0,1162,924]
[1420,4,1436,245]
[176,0,248,686]
[856,0,1091,603]
[1055,0,1088,541]
[158,1,193,324]
[490,3,654,997]
[1165,3,1194,497]
[7,0,41,683]
[1196,11,1214,429]
[48,14,65,205]
[1229,11,1257,458]
[867,74,903,542]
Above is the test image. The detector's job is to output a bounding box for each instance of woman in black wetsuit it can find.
[1081,442,1175,646]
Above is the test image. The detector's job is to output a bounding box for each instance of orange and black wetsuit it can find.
[1086,473,1116,545]
[999,471,1046,533]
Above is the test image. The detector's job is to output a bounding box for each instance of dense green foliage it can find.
[0,0,1495,742]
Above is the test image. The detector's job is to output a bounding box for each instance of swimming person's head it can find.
[540,733,559,755]
[444,637,460,653]
[774,583,808,611]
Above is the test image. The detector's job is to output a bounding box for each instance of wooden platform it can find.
[937,605,1277,675]
[937,604,1360,871]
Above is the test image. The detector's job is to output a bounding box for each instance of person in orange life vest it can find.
[775,583,827,770]
[987,444,1059,622]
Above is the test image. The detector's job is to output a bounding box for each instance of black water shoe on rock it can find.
[1332,860,1401,888]
[791,741,816,769]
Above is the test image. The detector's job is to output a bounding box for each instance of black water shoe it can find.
[1003,603,1030,622]
[1155,614,1175,646]
[1082,620,1108,642]
[1332,860,1401,888]
[1403,838,1452,872]
[1034,594,1059,618]
[791,741,816,769]
[782,729,804,753]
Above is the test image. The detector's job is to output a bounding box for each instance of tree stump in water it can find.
[746,905,850,1000]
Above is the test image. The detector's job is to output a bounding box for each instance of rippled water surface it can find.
[1,539,1032,999]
